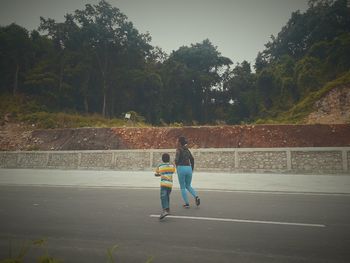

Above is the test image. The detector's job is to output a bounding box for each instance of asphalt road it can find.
[1,186,350,263]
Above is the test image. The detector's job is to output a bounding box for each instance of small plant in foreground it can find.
[0,238,61,263]
[1,238,154,263]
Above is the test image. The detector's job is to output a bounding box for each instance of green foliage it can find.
[18,112,130,129]
[106,244,119,263]
[161,39,232,124]
[1,238,153,263]
[125,110,146,123]
[0,94,149,128]
[0,0,350,125]
[250,0,350,123]
[295,56,323,96]
[0,23,33,95]
[0,94,45,117]
[272,70,350,123]
[261,0,350,62]
[169,122,183,127]
[0,238,61,263]
[224,61,257,123]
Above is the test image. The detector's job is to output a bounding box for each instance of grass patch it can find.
[0,94,148,129]
[0,238,154,263]
[18,112,131,129]
[1,238,61,263]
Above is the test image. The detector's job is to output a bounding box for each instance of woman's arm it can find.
[175,148,181,166]
[189,150,194,171]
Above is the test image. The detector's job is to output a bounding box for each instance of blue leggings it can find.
[177,166,197,204]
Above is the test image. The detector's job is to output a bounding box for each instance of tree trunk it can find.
[101,72,108,117]
[102,86,107,117]
[96,47,108,117]
[84,96,89,113]
[59,60,63,91]
[13,63,19,96]
[83,72,90,114]
[59,57,64,109]
[111,90,115,117]
[203,89,210,123]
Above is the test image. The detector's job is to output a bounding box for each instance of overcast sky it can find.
[0,0,309,65]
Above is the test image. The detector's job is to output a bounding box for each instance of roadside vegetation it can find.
[255,71,350,124]
[0,94,148,128]
[0,0,349,126]
[0,238,154,263]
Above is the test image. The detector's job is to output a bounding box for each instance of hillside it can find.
[1,79,350,151]
[305,85,350,124]
[1,122,350,151]
[266,72,350,124]
[1,1,349,125]
[1,76,350,151]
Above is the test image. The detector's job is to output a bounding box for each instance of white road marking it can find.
[149,214,326,228]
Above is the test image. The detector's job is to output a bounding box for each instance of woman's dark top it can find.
[175,145,194,171]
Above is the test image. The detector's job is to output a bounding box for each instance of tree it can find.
[73,0,152,117]
[162,39,232,123]
[250,0,350,122]
[0,24,33,95]
[37,14,84,110]
[224,61,256,123]
[262,0,350,63]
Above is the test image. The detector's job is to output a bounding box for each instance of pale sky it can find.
[0,0,309,65]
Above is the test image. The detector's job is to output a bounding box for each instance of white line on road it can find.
[149,215,326,228]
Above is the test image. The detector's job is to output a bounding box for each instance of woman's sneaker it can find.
[183,204,190,208]
[195,196,200,206]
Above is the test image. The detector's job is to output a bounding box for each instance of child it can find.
[155,153,176,220]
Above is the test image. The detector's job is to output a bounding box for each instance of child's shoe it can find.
[183,204,190,208]
[159,210,169,220]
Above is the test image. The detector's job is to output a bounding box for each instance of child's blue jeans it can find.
[160,186,171,210]
[177,165,197,205]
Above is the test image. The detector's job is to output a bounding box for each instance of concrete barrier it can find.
[0,147,349,174]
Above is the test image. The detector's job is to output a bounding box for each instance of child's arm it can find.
[154,166,161,177]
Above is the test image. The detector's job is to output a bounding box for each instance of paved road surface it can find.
[1,169,350,194]
[1,185,350,263]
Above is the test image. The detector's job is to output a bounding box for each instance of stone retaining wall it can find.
[1,147,349,174]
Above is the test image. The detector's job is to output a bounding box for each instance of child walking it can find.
[155,153,176,220]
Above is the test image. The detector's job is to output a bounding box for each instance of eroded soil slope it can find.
[1,124,349,151]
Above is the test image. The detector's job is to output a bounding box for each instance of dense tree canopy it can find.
[0,0,349,125]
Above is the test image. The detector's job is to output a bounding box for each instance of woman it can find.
[175,136,200,208]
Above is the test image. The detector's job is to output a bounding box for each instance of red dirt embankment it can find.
[112,125,350,149]
[12,124,349,151]
[1,123,349,151]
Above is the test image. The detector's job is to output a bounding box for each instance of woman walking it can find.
[175,136,200,208]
